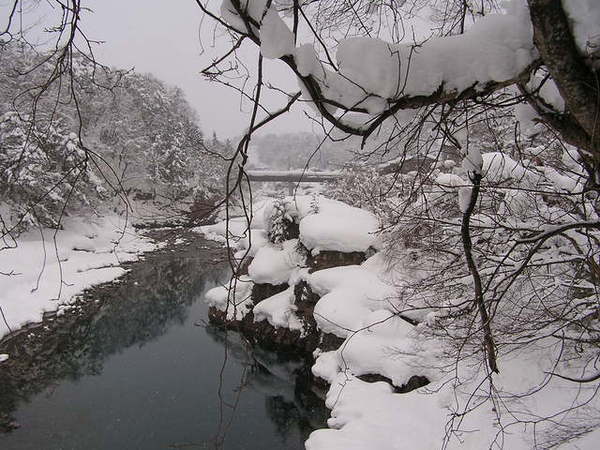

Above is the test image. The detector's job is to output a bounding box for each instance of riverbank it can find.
[0,226,227,432]
[0,215,160,341]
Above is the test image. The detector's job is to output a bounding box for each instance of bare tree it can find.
[194,0,600,445]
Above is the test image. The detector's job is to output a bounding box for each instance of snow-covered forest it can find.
[0,42,229,231]
[0,41,230,367]
[1,0,600,449]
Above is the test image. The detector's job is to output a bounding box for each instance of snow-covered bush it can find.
[265,197,298,244]
[384,134,599,372]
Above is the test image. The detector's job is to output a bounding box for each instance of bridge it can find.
[245,170,343,183]
[245,156,435,183]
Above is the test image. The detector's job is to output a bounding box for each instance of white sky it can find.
[82,0,315,139]
[6,0,314,139]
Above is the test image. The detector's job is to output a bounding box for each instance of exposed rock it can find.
[0,414,19,432]
[209,280,346,357]
[293,280,320,306]
[208,307,310,352]
[397,375,430,393]
[251,282,288,304]
[358,373,430,393]
[243,313,306,352]
[318,333,345,352]
[292,281,322,351]
[208,306,245,329]
[283,219,300,240]
[307,249,366,273]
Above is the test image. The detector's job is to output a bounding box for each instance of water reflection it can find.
[0,242,223,429]
[0,237,327,449]
[204,326,328,448]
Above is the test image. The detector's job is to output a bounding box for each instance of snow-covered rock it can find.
[304,264,396,338]
[248,239,304,285]
[299,198,379,253]
[253,286,303,331]
[205,276,254,321]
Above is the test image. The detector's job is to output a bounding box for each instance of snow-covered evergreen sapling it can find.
[267,198,289,244]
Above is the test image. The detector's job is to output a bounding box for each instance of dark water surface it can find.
[0,233,327,449]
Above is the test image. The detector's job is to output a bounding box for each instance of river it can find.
[0,230,327,449]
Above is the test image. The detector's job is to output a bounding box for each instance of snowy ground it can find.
[0,214,157,341]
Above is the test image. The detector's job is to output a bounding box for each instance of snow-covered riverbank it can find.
[201,194,600,450]
[0,215,158,340]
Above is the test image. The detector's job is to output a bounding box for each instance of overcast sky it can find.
[79,0,313,139]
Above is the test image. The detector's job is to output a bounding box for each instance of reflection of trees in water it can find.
[204,325,328,447]
[0,238,327,443]
[0,244,226,430]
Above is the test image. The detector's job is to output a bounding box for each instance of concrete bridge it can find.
[246,156,436,183]
[246,170,342,183]
[246,169,342,195]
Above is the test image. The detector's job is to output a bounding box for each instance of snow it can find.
[0,353,8,362]
[305,264,396,338]
[221,0,268,33]
[253,286,303,331]
[205,275,254,321]
[307,331,600,450]
[260,7,294,59]
[435,173,466,188]
[248,239,304,285]
[562,0,600,60]
[0,215,156,338]
[295,44,324,78]
[336,38,402,99]
[481,151,537,184]
[543,166,584,193]
[458,186,473,213]
[462,147,483,176]
[531,76,565,112]
[305,377,448,450]
[333,311,440,387]
[246,169,341,178]
[232,1,535,115]
[299,198,379,253]
[292,1,535,111]
[199,190,599,449]
[197,216,249,245]
[515,102,542,135]
[205,1,600,446]
[202,195,379,256]
[197,198,274,249]
[240,229,269,257]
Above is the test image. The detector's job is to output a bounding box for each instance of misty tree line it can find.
[0,42,230,230]
[249,132,356,170]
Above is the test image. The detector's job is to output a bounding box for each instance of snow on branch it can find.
[212,0,539,138]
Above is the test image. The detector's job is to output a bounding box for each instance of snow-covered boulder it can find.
[253,286,303,332]
[205,276,254,322]
[248,239,305,285]
[299,198,380,253]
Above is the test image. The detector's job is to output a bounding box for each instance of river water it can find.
[0,233,327,449]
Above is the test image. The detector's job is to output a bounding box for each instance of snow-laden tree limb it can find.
[199,0,600,185]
